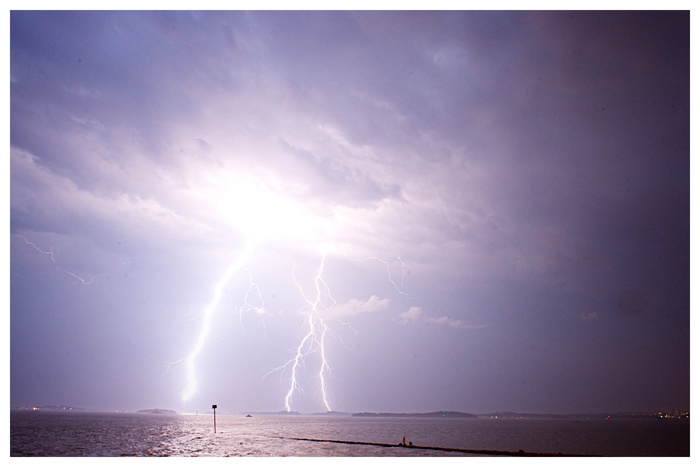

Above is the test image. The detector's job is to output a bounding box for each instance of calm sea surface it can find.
[10,411,689,457]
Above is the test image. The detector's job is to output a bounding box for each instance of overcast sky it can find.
[10,10,689,414]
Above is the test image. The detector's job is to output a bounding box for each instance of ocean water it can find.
[10,411,689,457]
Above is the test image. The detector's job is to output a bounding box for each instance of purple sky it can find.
[10,10,689,414]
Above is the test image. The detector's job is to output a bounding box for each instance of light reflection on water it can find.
[10,411,689,457]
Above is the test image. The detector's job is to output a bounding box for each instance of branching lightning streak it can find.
[267,254,335,412]
[63,270,99,285]
[17,234,103,285]
[161,221,408,410]
[239,267,266,332]
[345,252,411,297]
[395,256,410,292]
[181,241,256,402]
[265,252,410,412]
[17,235,56,261]
[317,318,331,411]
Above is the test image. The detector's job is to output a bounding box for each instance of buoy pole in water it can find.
[212,404,217,433]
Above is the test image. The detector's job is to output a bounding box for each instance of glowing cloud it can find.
[399,306,485,330]
[324,295,391,320]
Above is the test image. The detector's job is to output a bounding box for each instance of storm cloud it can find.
[10,10,688,415]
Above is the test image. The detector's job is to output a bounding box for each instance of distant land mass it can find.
[480,410,689,420]
[137,408,177,414]
[234,410,688,419]
[12,406,687,420]
[353,411,477,418]
[14,405,87,411]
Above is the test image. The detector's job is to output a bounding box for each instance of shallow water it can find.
[10,411,689,457]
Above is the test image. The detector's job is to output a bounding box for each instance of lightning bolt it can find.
[174,233,411,412]
[16,234,111,285]
[263,251,411,412]
[238,267,267,334]
[266,254,335,412]
[16,234,56,261]
[181,241,256,402]
[345,252,411,298]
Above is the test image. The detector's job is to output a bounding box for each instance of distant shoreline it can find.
[353,411,477,418]
[137,408,177,415]
[10,407,689,420]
